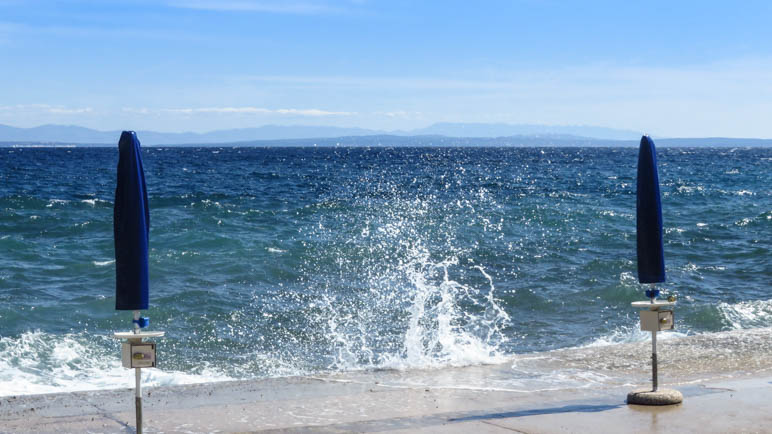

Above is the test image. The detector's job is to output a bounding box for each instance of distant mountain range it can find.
[407,122,641,140]
[0,122,641,145]
[1,122,770,147]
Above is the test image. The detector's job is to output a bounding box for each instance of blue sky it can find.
[1,0,771,137]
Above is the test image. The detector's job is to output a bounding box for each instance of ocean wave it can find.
[316,257,510,372]
[584,299,772,349]
[584,324,687,348]
[80,198,110,206]
[717,299,772,330]
[507,327,772,391]
[2,147,769,395]
[45,199,70,207]
[0,331,233,397]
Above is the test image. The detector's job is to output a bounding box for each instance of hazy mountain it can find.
[653,137,772,147]
[0,124,120,144]
[0,122,639,145]
[221,134,624,147]
[1,123,770,147]
[134,135,772,148]
[0,124,382,145]
[409,122,641,140]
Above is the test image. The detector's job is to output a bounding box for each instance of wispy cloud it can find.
[375,110,423,119]
[238,74,511,91]
[167,0,349,14]
[273,108,354,116]
[240,57,772,92]
[0,20,19,44]
[0,104,94,114]
[0,18,207,43]
[47,107,94,114]
[0,21,18,31]
[122,106,355,116]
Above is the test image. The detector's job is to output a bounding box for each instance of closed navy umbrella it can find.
[114,130,150,312]
[636,135,665,288]
[113,131,161,433]
[628,135,682,403]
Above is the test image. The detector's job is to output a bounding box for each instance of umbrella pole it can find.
[652,328,658,391]
[650,285,658,392]
[136,367,142,434]
[133,310,143,434]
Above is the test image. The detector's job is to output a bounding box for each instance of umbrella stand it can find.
[112,131,162,432]
[627,135,682,405]
[628,290,681,405]
[114,312,164,434]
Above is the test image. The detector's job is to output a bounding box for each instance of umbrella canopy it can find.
[114,131,150,310]
[636,135,666,284]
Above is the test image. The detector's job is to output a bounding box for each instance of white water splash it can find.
[383,258,509,369]
[584,324,687,348]
[585,299,772,348]
[45,199,69,208]
[0,331,233,396]
[718,299,772,330]
[319,245,510,372]
[80,198,109,206]
[305,180,512,373]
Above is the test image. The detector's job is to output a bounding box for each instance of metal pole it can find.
[133,310,143,434]
[652,330,658,391]
[136,367,142,434]
[649,285,658,392]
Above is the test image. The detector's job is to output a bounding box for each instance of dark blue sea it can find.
[0,146,770,395]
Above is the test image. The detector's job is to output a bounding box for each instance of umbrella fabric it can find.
[636,135,666,284]
[114,131,150,310]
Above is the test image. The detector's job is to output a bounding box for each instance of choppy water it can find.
[0,146,770,396]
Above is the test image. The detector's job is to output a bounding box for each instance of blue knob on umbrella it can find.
[133,317,150,328]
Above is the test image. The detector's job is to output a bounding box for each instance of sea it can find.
[0,145,770,396]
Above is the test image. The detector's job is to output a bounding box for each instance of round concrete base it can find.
[627,388,683,405]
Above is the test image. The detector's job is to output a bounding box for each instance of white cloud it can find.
[123,106,355,116]
[163,107,273,114]
[47,107,94,114]
[274,108,354,116]
[375,110,423,119]
[4,56,772,137]
[239,58,772,97]
[232,57,772,137]
[0,104,94,115]
[0,19,206,42]
[239,74,510,91]
[0,21,20,44]
[167,0,346,14]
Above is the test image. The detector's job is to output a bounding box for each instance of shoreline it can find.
[2,328,772,432]
[5,326,771,398]
[2,370,770,433]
